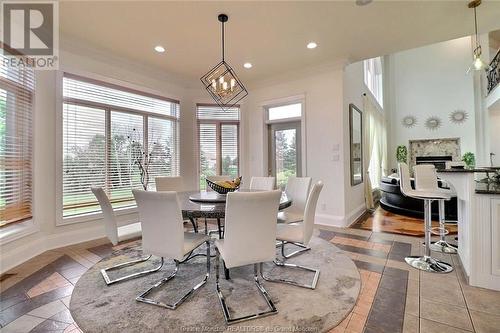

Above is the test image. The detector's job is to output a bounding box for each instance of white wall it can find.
[387,37,476,169]
[241,68,347,226]
[342,61,367,224]
[489,107,500,166]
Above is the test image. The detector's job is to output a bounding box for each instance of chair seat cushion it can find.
[183,232,209,255]
[117,222,142,242]
[215,239,275,269]
[277,211,304,224]
[276,224,304,243]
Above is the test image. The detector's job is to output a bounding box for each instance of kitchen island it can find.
[437,168,500,291]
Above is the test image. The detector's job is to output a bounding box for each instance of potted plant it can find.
[396,145,408,164]
[462,152,476,169]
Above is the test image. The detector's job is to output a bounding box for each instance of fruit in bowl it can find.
[206,176,242,194]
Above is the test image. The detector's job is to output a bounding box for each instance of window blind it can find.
[196,105,239,190]
[62,74,180,217]
[0,54,35,226]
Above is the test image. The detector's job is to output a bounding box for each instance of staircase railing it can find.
[487,48,500,95]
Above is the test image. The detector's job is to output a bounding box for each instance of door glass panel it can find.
[274,128,297,189]
[199,123,217,190]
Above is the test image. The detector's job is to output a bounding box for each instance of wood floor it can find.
[351,207,458,237]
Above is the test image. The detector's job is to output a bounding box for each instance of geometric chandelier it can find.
[466,0,489,74]
[200,14,248,110]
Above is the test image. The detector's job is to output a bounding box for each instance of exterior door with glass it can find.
[268,121,301,189]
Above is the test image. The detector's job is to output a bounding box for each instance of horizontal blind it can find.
[196,105,239,190]
[0,54,35,226]
[62,74,179,217]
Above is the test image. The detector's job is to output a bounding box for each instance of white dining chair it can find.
[249,176,275,191]
[263,181,323,289]
[155,176,184,192]
[277,176,312,224]
[91,187,162,285]
[133,190,211,309]
[214,190,282,324]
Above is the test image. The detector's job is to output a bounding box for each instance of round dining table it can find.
[178,190,292,279]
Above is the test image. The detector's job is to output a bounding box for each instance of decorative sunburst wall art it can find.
[425,116,442,131]
[449,109,469,124]
[402,115,417,128]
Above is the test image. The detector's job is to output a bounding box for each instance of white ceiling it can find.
[60,1,500,85]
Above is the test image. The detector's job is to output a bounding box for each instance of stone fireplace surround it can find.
[409,138,461,168]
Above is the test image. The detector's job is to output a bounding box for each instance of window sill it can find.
[0,220,39,246]
[58,205,138,226]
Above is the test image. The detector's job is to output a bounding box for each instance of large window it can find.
[197,104,239,190]
[363,57,384,108]
[62,74,179,217]
[0,55,34,227]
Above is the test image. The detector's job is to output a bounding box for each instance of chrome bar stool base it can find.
[136,241,210,310]
[430,240,458,254]
[215,250,277,325]
[405,255,453,273]
[101,255,164,285]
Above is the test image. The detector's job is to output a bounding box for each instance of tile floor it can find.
[1,223,500,332]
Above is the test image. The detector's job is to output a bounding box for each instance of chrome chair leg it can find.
[430,200,458,254]
[215,249,277,325]
[281,241,311,259]
[405,200,453,273]
[101,255,164,285]
[262,241,320,289]
[261,260,320,290]
[136,241,211,309]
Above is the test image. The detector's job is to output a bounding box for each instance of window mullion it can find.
[216,122,222,175]
[105,108,111,196]
[143,114,149,188]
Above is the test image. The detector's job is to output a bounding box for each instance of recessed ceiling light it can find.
[243,62,253,69]
[154,45,165,53]
[356,0,373,6]
[307,42,317,49]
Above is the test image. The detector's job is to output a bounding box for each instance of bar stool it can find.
[414,165,458,254]
[398,163,453,273]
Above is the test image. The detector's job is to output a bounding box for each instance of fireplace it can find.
[416,156,452,170]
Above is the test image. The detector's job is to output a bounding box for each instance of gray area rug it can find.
[70,234,360,333]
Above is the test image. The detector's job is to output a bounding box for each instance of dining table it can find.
[177,189,293,279]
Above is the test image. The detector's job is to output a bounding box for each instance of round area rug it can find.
[70,234,360,333]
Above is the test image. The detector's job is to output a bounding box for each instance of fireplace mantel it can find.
[409,138,461,168]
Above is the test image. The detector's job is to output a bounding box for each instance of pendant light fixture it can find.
[467,0,488,74]
[200,14,248,110]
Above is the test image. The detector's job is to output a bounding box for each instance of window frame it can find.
[59,72,180,222]
[0,65,34,228]
[363,57,384,109]
[196,104,240,190]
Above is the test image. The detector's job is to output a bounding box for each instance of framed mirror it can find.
[349,104,363,186]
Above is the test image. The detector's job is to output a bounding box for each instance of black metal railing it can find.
[487,48,500,95]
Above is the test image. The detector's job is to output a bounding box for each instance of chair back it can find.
[285,176,312,213]
[398,163,414,198]
[414,165,438,191]
[223,190,282,268]
[132,190,185,260]
[206,176,233,191]
[249,177,275,191]
[155,176,184,192]
[91,187,119,246]
[301,181,323,245]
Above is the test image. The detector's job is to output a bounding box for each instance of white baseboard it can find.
[314,213,348,227]
[345,203,368,227]
[0,224,107,274]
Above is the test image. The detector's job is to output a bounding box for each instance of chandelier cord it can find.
[221,20,225,62]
